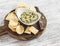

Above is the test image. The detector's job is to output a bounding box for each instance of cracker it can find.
[29,26,39,35]
[8,24,16,32]
[6,12,18,21]
[29,7,36,12]
[16,3,29,8]
[16,4,36,11]
[9,20,19,28]
[16,25,24,34]
[24,27,31,34]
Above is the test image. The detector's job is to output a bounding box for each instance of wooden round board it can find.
[0,7,47,40]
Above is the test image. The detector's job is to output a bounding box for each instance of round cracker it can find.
[16,25,24,34]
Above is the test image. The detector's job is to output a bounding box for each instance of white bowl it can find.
[15,8,41,25]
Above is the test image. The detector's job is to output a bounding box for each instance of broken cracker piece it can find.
[29,26,39,35]
[29,7,36,12]
[24,27,31,34]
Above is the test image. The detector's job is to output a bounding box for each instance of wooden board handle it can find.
[0,26,7,36]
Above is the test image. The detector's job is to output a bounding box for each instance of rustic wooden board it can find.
[4,7,47,40]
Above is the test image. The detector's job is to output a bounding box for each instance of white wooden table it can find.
[0,0,60,46]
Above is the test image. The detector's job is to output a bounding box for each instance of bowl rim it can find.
[16,8,41,25]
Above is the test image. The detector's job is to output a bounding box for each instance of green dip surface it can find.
[20,11,38,23]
